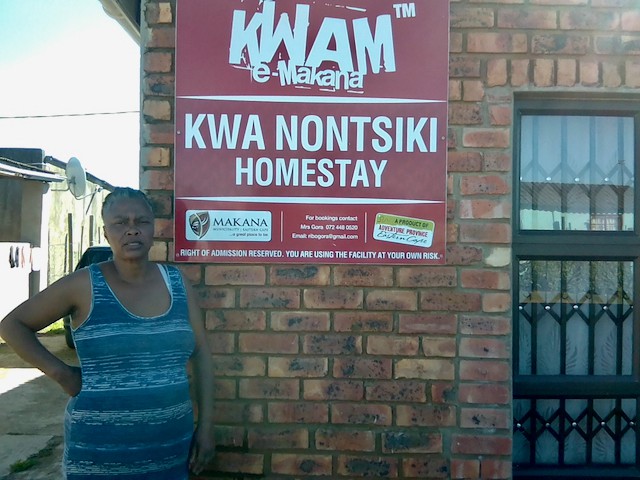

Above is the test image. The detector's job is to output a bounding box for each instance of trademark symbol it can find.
[393,3,416,18]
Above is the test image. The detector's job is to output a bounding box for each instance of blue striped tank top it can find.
[64,263,195,479]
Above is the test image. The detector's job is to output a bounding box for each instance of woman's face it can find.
[102,197,155,260]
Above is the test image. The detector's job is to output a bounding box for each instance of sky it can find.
[0,0,140,188]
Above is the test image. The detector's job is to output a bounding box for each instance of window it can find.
[513,95,640,479]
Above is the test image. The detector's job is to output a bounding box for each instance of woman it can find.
[0,187,215,479]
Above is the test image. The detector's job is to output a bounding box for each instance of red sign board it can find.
[174,0,449,264]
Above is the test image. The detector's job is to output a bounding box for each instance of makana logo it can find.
[189,211,210,239]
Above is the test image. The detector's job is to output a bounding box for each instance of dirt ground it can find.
[0,334,78,479]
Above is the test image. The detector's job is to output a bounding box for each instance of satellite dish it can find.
[65,157,87,199]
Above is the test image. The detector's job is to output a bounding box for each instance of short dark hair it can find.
[101,187,154,219]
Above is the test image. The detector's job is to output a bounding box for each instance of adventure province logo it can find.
[228,2,397,92]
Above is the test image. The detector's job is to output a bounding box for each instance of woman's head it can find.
[101,187,154,220]
[101,188,155,260]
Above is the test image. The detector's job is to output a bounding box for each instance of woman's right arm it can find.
[0,271,88,396]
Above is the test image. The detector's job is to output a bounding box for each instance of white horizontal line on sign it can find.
[177,196,444,205]
[177,95,446,104]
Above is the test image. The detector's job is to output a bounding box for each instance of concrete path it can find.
[0,335,77,479]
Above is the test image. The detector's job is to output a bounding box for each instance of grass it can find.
[39,319,65,336]
[10,458,38,473]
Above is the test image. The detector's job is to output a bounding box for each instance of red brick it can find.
[302,334,362,355]
[270,265,330,285]
[382,431,443,453]
[331,403,392,425]
[481,459,512,479]
[451,459,480,479]
[143,99,171,121]
[446,245,484,265]
[303,288,363,309]
[461,175,510,195]
[403,456,450,478]
[247,427,308,449]
[459,199,511,220]
[367,335,420,356]
[580,60,600,86]
[622,10,640,31]
[460,315,511,335]
[460,223,511,244]
[215,425,244,448]
[603,61,623,87]
[304,379,364,401]
[483,152,511,172]
[397,266,457,288]
[489,105,512,126]
[240,287,300,309]
[239,378,299,399]
[460,337,508,359]
[194,286,235,309]
[146,191,173,216]
[153,218,172,239]
[432,382,456,404]
[142,122,174,144]
[206,310,266,331]
[396,359,455,380]
[510,59,530,86]
[396,404,456,427]
[140,168,174,190]
[334,312,393,332]
[316,428,376,452]
[460,360,511,382]
[560,9,619,30]
[449,56,481,77]
[213,401,263,423]
[337,455,398,477]
[498,8,557,29]
[483,292,511,312]
[268,402,329,423]
[333,357,392,379]
[463,80,485,101]
[447,151,483,172]
[450,6,494,28]
[487,59,508,87]
[271,311,330,331]
[423,337,457,357]
[212,452,264,475]
[148,26,175,48]
[449,102,482,125]
[462,128,511,148]
[533,57,554,86]
[239,333,298,354]
[467,33,528,53]
[420,291,482,312]
[365,289,417,311]
[458,384,510,404]
[213,379,236,400]
[205,265,266,285]
[271,453,332,476]
[143,73,174,96]
[333,265,394,286]
[399,313,457,334]
[208,332,235,354]
[213,355,265,377]
[141,146,170,167]
[143,51,172,73]
[460,269,510,289]
[558,58,577,86]
[145,2,173,24]
[366,380,427,403]
[452,435,512,456]
[532,35,589,55]
[269,356,327,377]
[461,408,510,429]
[449,80,462,100]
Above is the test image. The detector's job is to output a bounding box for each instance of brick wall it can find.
[140,1,640,478]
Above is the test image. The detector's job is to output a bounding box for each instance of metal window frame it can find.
[513,93,640,478]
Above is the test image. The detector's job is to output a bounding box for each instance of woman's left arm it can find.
[182,271,216,475]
